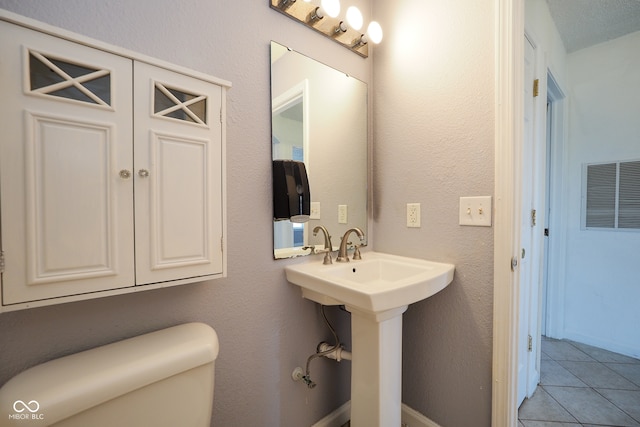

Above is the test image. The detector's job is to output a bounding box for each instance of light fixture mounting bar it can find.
[269,0,369,58]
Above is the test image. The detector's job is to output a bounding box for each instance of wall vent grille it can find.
[584,160,640,230]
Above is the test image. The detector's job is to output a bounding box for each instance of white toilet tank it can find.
[0,322,219,427]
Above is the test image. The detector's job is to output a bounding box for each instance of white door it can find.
[133,62,223,285]
[0,22,135,305]
[518,34,543,406]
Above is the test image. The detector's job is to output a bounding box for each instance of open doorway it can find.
[493,2,640,424]
[540,70,566,339]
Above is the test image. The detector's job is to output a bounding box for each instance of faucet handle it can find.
[352,244,363,260]
[315,248,333,265]
[322,252,333,265]
[302,246,316,254]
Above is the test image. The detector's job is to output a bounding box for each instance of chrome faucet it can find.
[313,225,333,265]
[336,227,365,262]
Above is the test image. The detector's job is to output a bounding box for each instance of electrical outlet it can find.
[407,203,421,228]
[338,204,348,224]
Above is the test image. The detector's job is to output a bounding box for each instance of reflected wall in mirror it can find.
[271,41,368,259]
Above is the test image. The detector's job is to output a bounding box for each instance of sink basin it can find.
[285,252,455,313]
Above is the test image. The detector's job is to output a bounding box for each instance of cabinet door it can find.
[133,62,223,285]
[0,22,135,305]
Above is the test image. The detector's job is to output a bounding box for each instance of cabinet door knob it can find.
[138,169,150,178]
[119,169,132,179]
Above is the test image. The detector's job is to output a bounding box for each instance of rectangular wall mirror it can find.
[271,41,368,259]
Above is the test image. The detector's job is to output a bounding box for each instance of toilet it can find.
[0,323,219,427]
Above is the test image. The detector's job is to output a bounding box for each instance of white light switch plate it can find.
[310,202,321,219]
[459,196,492,227]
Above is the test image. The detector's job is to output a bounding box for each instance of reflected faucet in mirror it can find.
[313,225,333,265]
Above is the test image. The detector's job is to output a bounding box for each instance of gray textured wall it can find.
[372,0,495,425]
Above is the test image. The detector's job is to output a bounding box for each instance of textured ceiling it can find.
[546,0,640,53]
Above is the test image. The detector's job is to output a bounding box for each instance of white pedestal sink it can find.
[285,252,455,427]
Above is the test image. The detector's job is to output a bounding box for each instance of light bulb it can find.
[320,0,340,18]
[346,6,363,31]
[334,21,347,34]
[310,6,325,21]
[366,21,383,44]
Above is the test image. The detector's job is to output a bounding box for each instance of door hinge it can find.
[511,256,518,271]
[531,209,537,226]
[528,334,533,352]
[221,237,224,253]
[220,108,223,124]
[544,228,549,237]
[0,250,5,273]
[533,79,539,97]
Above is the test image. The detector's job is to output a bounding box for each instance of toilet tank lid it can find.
[0,322,219,426]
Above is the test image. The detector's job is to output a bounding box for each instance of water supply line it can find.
[317,342,352,361]
[298,305,351,389]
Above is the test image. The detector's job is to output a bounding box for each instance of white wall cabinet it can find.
[0,15,230,311]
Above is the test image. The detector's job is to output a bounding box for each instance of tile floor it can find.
[518,336,640,427]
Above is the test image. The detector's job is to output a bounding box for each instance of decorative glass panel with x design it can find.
[153,82,207,125]
[29,50,111,106]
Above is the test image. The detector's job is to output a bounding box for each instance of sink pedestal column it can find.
[346,305,408,427]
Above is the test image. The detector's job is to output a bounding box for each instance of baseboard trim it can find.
[311,401,351,427]
[310,401,441,427]
[401,403,442,427]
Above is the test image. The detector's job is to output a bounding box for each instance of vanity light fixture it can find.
[270,0,382,57]
[352,20,383,48]
[308,0,338,23]
[333,21,348,35]
[278,0,296,11]
[308,6,325,23]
